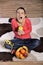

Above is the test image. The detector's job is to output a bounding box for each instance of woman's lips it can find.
[20,17,22,19]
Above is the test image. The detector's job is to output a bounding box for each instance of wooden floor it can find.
[0,61,43,65]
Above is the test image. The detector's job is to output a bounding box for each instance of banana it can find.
[5,40,14,47]
[16,47,23,52]
[23,46,28,52]
[5,40,11,44]
[16,46,28,52]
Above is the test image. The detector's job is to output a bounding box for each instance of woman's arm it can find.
[11,19,18,32]
[24,19,32,34]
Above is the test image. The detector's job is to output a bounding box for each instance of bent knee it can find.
[34,39,40,46]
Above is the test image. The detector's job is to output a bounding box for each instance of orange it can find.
[20,48,26,54]
[15,51,20,58]
[19,53,25,59]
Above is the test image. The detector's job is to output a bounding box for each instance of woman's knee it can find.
[34,39,40,46]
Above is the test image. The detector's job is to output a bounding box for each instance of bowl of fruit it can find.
[15,46,29,59]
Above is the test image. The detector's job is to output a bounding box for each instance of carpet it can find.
[0,52,37,61]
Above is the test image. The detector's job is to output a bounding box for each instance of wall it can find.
[0,0,43,18]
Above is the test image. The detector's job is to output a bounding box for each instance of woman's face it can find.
[16,9,26,23]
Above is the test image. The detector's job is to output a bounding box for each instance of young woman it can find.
[4,7,40,53]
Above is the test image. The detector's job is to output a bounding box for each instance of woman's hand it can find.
[18,30,25,35]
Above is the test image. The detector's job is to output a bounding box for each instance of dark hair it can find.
[16,7,26,14]
[8,18,13,23]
